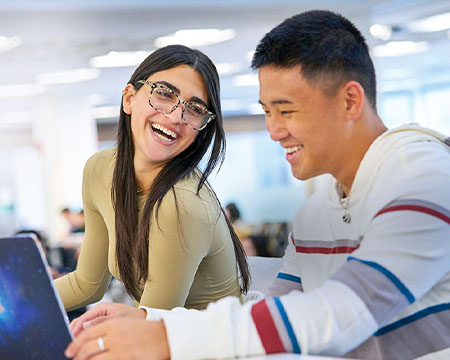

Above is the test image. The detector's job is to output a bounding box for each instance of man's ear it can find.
[122,84,136,115]
[343,81,364,121]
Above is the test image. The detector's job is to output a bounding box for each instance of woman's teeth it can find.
[151,123,177,142]
[286,145,303,154]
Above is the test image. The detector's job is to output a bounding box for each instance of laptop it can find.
[0,235,73,360]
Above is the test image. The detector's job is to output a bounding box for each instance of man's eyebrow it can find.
[259,99,293,106]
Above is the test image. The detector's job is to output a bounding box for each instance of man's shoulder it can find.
[376,124,450,159]
[360,126,450,215]
[358,125,450,188]
[378,127,450,177]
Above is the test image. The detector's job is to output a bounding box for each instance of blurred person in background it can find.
[55,44,249,315]
[240,234,271,257]
[225,202,252,241]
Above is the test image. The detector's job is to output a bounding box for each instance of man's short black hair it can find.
[252,10,377,109]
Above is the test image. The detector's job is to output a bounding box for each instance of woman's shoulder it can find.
[170,171,219,212]
[174,171,214,200]
[83,147,116,188]
[85,147,116,172]
[87,147,115,165]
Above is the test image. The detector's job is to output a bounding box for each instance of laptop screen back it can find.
[0,236,72,359]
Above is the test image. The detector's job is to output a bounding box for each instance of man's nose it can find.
[266,114,288,142]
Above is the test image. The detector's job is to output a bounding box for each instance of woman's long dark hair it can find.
[112,45,249,301]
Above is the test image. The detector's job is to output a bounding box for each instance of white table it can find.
[240,354,344,360]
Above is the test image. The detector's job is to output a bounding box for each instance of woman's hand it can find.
[70,302,146,337]
[65,318,170,360]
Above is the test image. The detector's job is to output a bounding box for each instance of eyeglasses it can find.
[136,80,216,131]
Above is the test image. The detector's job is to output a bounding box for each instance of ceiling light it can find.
[155,29,236,48]
[379,68,412,80]
[36,68,100,85]
[0,35,22,53]
[88,94,107,106]
[216,62,242,76]
[372,41,428,57]
[369,24,392,40]
[408,11,450,33]
[232,74,259,87]
[90,51,152,68]
[246,50,255,62]
[0,83,44,98]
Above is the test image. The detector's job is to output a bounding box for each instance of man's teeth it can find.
[286,145,302,154]
[151,123,177,140]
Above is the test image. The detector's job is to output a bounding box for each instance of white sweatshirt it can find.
[143,124,450,360]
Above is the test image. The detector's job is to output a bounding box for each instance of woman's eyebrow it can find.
[189,96,208,107]
[154,80,180,94]
[155,80,208,107]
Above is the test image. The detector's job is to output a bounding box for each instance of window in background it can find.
[424,85,450,135]
[379,90,414,128]
[378,86,450,135]
[210,130,304,225]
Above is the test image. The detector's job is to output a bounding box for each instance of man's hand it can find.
[70,302,146,337]
[65,318,170,360]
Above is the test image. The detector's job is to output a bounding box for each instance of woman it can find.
[55,45,249,311]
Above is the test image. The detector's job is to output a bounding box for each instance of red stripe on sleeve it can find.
[375,205,450,224]
[251,300,285,354]
[294,245,360,254]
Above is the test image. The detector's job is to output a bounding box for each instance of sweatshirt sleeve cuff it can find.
[139,306,173,321]
[161,297,264,360]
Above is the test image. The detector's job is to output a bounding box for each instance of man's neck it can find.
[336,113,387,195]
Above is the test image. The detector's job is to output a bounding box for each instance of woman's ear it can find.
[122,84,136,115]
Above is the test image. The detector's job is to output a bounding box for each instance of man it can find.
[66,10,450,360]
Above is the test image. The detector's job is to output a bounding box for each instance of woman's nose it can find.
[166,104,183,124]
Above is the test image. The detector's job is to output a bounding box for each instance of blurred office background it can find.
[1,0,450,251]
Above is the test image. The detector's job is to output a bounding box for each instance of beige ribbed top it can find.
[55,147,241,311]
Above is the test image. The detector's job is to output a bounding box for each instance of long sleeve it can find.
[54,154,112,311]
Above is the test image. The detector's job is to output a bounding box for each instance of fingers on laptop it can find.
[70,302,120,336]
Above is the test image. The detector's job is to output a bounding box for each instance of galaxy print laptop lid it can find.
[0,235,73,360]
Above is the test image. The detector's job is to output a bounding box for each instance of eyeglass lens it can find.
[151,86,210,130]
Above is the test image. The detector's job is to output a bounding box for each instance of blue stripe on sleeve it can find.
[274,297,301,354]
[277,272,302,284]
[375,303,450,336]
[347,256,415,304]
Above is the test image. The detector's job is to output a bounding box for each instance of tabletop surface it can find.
[240,354,344,360]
